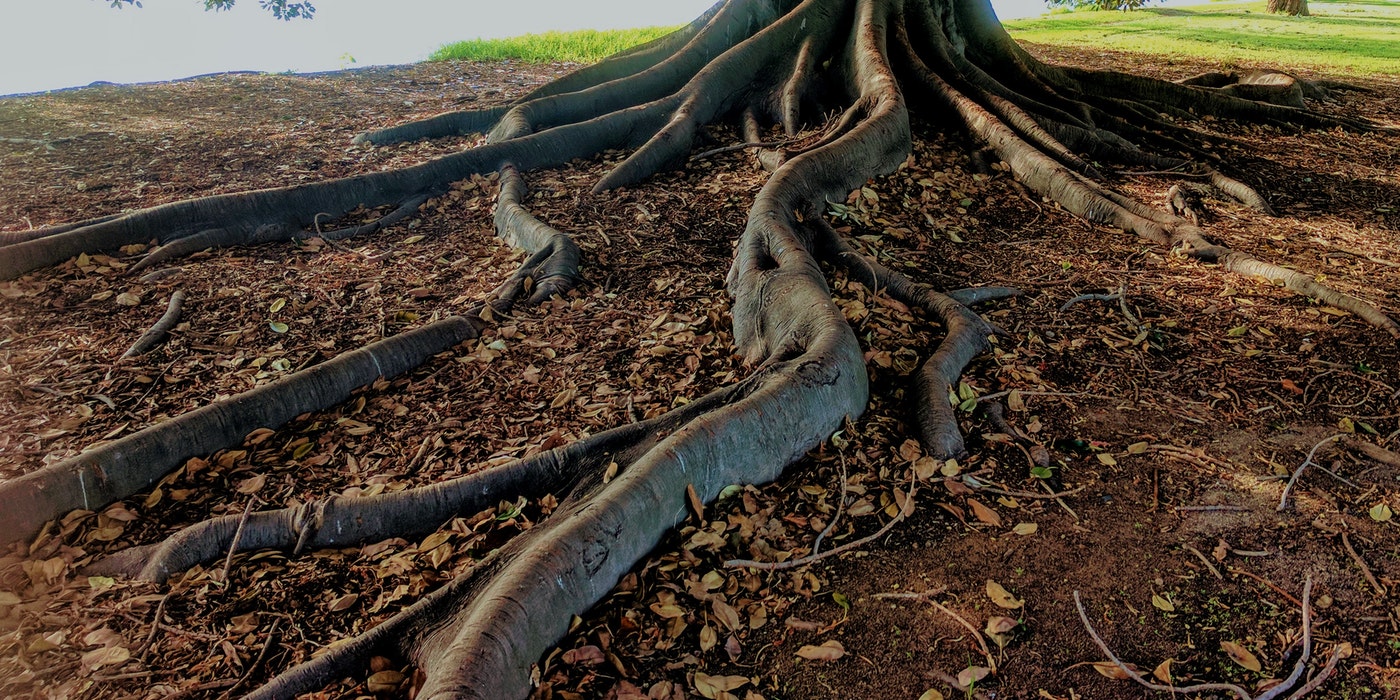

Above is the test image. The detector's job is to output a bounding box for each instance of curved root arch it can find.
[17,0,1384,697]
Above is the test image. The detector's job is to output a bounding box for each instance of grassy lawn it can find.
[1004,0,1400,75]
[431,27,681,64]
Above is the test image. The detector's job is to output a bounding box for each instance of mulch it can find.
[0,45,1397,700]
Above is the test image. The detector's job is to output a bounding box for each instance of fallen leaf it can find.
[957,666,992,687]
[1151,593,1174,612]
[1012,522,1038,536]
[986,580,1024,609]
[269,321,289,333]
[1221,641,1261,672]
[1091,661,1137,679]
[1153,659,1173,683]
[367,670,404,692]
[115,292,141,306]
[918,691,945,700]
[795,640,845,661]
[1127,442,1149,454]
[712,599,742,632]
[328,593,359,612]
[235,474,266,494]
[562,645,605,665]
[693,672,748,699]
[700,625,718,652]
[269,297,286,313]
[1370,503,1393,522]
[1096,453,1117,466]
[81,645,130,672]
[968,499,1002,527]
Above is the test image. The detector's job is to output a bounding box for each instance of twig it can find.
[138,593,170,660]
[1181,544,1223,580]
[219,619,281,699]
[1255,577,1314,700]
[976,389,1107,404]
[811,453,849,556]
[1278,434,1347,511]
[962,476,1085,501]
[220,498,258,585]
[1041,479,1081,520]
[121,290,187,359]
[726,474,915,571]
[1074,591,1253,699]
[691,136,801,161]
[1059,291,1121,313]
[1228,566,1305,608]
[1339,532,1386,596]
[876,591,995,671]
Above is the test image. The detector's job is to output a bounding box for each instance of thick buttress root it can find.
[17,0,1384,696]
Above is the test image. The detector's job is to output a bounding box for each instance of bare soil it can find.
[0,46,1397,700]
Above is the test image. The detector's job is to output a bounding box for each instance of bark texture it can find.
[3,0,1389,697]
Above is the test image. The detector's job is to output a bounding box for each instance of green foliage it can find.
[106,0,315,20]
[1006,0,1400,75]
[430,27,681,65]
[1045,0,1159,10]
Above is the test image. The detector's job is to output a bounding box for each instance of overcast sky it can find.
[1,0,1097,96]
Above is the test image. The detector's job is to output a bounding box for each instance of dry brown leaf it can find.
[1012,522,1038,536]
[918,690,945,700]
[327,593,359,612]
[795,640,846,661]
[235,474,267,494]
[80,645,130,672]
[712,599,742,632]
[1153,658,1173,683]
[693,672,749,699]
[367,670,404,693]
[699,625,718,652]
[1151,593,1174,612]
[986,580,1023,609]
[957,665,993,687]
[1220,641,1261,672]
[1091,661,1137,679]
[562,645,605,665]
[968,498,1002,527]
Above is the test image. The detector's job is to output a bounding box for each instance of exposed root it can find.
[13,0,1396,697]
[120,290,186,359]
[1,316,479,547]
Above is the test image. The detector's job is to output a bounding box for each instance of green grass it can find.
[1004,0,1400,75]
[431,27,681,64]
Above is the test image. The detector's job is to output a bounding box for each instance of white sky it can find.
[0,0,1090,96]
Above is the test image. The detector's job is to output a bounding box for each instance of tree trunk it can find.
[1268,0,1309,15]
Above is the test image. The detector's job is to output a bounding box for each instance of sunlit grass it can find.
[1004,0,1400,75]
[431,27,681,64]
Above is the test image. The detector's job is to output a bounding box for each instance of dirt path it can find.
[1,49,1397,699]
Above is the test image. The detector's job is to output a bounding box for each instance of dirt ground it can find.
[0,44,1397,700]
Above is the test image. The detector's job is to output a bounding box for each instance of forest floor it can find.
[0,44,1398,700]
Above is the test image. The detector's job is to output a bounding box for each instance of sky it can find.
[1,0,1121,96]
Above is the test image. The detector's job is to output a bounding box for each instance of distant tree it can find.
[106,0,315,20]
[1045,0,1159,10]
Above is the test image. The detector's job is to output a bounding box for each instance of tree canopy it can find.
[107,0,315,20]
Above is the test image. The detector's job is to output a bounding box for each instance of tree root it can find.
[12,0,1396,697]
[120,290,186,359]
[1,316,480,548]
